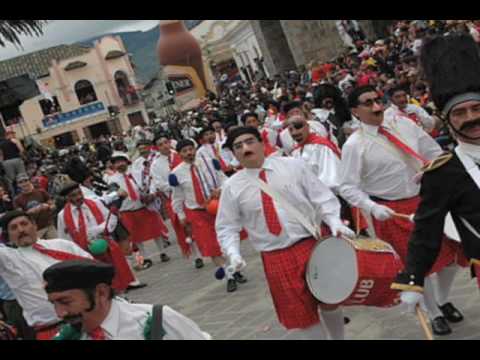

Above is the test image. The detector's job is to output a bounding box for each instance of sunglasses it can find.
[358,97,384,107]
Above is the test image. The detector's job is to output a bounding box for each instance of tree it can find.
[0,20,48,47]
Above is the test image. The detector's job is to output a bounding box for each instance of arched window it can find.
[75,80,97,105]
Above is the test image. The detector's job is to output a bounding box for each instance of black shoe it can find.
[227,279,237,293]
[344,316,351,325]
[438,302,464,323]
[163,239,171,248]
[233,272,247,284]
[195,258,204,269]
[126,282,148,291]
[160,253,170,263]
[431,316,452,336]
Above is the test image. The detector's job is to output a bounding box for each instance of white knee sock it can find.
[154,238,166,253]
[294,323,327,340]
[434,264,458,306]
[191,242,201,260]
[321,308,345,340]
[424,277,442,320]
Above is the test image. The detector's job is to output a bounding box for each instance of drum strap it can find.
[452,147,480,239]
[250,177,321,240]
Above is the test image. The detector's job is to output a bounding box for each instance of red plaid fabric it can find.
[184,208,222,257]
[95,240,135,292]
[259,170,282,236]
[191,165,206,206]
[372,196,457,275]
[35,326,60,340]
[124,175,139,201]
[120,208,168,243]
[261,238,320,329]
[165,199,191,258]
[378,127,428,165]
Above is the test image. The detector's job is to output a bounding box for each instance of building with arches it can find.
[5,36,148,148]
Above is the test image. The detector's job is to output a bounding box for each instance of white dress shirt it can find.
[171,158,226,221]
[80,298,210,340]
[457,140,480,164]
[107,172,144,212]
[339,117,443,212]
[291,140,341,193]
[80,185,119,205]
[150,152,178,196]
[131,152,160,194]
[57,199,115,242]
[279,121,331,155]
[216,156,342,257]
[0,239,93,326]
[196,144,217,163]
[384,103,435,133]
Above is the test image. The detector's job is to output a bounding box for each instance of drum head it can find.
[306,237,358,304]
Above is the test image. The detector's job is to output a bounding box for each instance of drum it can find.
[444,212,461,243]
[306,236,403,308]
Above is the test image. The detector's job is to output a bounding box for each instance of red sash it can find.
[261,129,276,157]
[399,109,420,126]
[295,133,341,159]
[169,152,183,170]
[211,145,229,172]
[63,200,105,250]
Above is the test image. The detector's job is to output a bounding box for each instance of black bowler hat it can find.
[43,259,115,294]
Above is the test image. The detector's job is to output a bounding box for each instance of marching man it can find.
[339,85,464,335]
[107,152,170,267]
[215,127,355,340]
[56,181,142,293]
[392,34,480,315]
[169,140,246,293]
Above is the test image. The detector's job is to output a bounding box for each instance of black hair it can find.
[282,101,302,115]
[348,85,378,108]
[388,85,408,98]
[176,139,195,153]
[225,126,262,151]
[240,112,258,124]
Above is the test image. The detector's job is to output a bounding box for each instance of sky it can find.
[0,20,160,61]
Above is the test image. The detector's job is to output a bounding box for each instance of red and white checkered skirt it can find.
[120,208,168,244]
[372,197,458,275]
[184,208,223,257]
[261,238,320,330]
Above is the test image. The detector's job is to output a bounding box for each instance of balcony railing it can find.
[41,101,107,129]
[120,91,141,106]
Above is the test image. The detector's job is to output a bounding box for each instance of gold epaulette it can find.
[421,153,453,173]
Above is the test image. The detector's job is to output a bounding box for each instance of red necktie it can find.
[378,126,428,165]
[32,243,90,261]
[124,174,139,201]
[76,207,88,249]
[191,165,206,207]
[88,327,106,340]
[259,170,282,236]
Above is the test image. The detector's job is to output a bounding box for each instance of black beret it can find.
[225,126,262,151]
[1,210,31,233]
[136,139,152,148]
[198,126,215,138]
[59,181,80,197]
[43,259,115,294]
[176,139,195,153]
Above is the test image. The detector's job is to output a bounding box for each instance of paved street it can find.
[126,225,480,340]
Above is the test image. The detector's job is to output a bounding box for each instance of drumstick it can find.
[355,208,361,236]
[393,212,413,221]
[416,305,434,340]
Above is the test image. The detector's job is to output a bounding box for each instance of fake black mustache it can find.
[62,314,83,324]
[460,118,480,132]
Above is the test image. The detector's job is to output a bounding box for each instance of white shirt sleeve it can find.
[215,183,242,259]
[171,180,186,221]
[414,105,435,133]
[339,140,377,212]
[56,210,71,241]
[310,146,341,193]
[415,124,444,161]
[162,306,211,340]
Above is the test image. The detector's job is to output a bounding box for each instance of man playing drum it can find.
[339,85,464,336]
[215,127,355,340]
[393,34,480,314]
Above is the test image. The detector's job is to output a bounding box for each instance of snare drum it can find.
[306,236,403,308]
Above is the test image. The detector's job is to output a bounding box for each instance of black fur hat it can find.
[420,33,480,117]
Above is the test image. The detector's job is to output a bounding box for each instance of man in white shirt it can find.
[241,112,279,157]
[340,85,463,336]
[196,127,231,174]
[108,152,170,266]
[57,182,144,293]
[0,210,93,339]
[44,260,211,340]
[384,86,435,133]
[216,127,354,340]
[169,140,246,293]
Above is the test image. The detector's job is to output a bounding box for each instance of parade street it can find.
[128,226,480,340]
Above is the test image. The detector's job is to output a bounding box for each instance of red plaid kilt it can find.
[166,199,191,258]
[120,208,168,244]
[184,208,222,257]
[372,197,458,275]
[35,325,60,340]
[261,238,320,329]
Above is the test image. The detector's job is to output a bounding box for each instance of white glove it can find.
[230,254,247,272]
[185,237,193,244]
[400,291,425,314]
[87,225,104,239]
[371,204,395,221]
[329,221,355,239]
